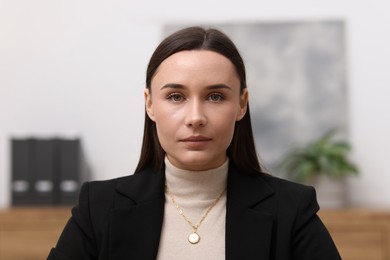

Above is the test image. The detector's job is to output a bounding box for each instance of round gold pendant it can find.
[188,232,200,244]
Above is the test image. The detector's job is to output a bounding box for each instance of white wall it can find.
[1,0,389,208]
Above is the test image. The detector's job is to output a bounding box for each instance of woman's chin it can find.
[167,153,226,171]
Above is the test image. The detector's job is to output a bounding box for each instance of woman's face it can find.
[145,50,248,171]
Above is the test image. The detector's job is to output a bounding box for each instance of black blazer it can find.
[48,163,341,260]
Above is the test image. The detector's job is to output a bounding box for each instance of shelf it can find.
[0,207,71,260]
[319,209,390,260]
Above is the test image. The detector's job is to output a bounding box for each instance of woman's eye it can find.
[167,93,184,102]
[208,93,224,102]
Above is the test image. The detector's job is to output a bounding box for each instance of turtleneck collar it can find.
[164,156,229,201]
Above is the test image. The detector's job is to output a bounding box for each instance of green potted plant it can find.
[278,129,359,208]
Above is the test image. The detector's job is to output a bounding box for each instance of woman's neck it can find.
[164,156,229,201]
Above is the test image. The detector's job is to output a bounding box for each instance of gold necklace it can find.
[165,184,226,244]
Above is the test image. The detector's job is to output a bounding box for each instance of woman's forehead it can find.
[151,50,240,87]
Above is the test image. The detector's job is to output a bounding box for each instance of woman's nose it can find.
[185,100,207,128]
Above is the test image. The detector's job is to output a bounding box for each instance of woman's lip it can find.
[180,137,212,149]
[180,136,212,142]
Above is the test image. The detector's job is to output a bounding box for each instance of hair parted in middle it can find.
[135,26,263,175]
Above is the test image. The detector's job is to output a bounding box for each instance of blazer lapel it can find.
[226,164,275,260]
[108,168,165,260]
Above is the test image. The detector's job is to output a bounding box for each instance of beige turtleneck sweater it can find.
[156,157,228,260]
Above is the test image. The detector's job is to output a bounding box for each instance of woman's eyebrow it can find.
[160,83,184,90]
[160,83,232,90]
[206,84,232,91]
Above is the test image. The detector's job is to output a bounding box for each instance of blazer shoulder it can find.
[261,175,313,192]
[260,175,318,210]
[87,175,131,193]
[80,168,164,209]
[83,175,131,203]
[74,174,138,221]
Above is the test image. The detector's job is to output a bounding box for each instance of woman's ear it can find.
[144,88,155,121]
[236,88,248,121]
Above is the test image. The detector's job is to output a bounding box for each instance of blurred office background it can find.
[1,0,390,209]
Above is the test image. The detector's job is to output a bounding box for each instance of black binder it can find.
[11,139,34,205]
[11,137,89,206]
[33,139,55,205]
[57,139,88,205]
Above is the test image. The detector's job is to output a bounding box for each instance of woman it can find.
[48,27,341,260]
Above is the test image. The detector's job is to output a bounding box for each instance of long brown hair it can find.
[135,26,263,175]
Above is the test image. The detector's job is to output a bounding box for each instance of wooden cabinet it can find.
[0,208,389,259]
[0,207,70,260]
[319,209,390,260]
